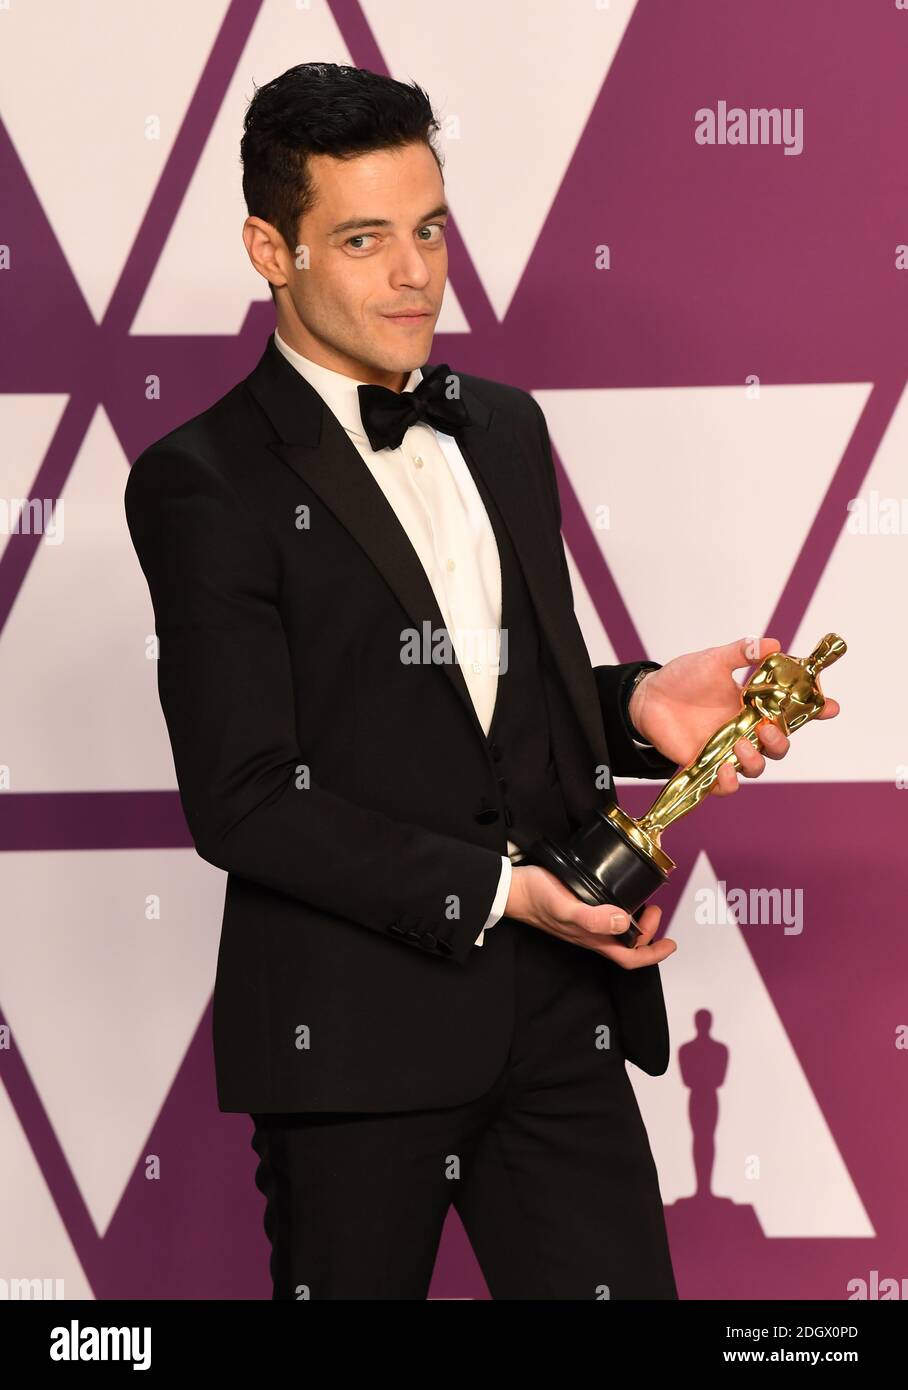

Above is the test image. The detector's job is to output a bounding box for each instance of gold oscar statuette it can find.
[525,634,846,944]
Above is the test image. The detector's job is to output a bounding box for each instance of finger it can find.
[573,900,632,937]
[602,936,677,969]
[756,722,789,758]
[624,903,662,946]
[722,634,781,675]
[734,735,766,777]
[817,698,840,718]
[710,761,739,795]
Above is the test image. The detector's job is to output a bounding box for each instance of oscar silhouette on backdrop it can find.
[680,1009,728,1198]
[669,1009,763,1297]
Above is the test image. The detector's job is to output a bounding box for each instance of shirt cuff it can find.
[474,854,513,947]
[622,662,662,748]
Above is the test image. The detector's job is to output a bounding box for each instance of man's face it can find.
[265,141,448,389]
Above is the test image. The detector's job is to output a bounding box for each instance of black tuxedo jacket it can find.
[124,333,678,1113]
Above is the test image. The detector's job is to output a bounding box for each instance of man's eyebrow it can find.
[329,203,450,235]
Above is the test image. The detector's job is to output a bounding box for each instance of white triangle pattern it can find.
[539,383,871,781]
[0,1082,94,1299]
[630,852,873,1236]
[790,383,908,782]
[362,0,639,321]
[0,395,68,565]
[0,408,177,791]
[564,544,620,667]
[0,849,226,1238]
[0,0,228,323]
[131,0,471,335]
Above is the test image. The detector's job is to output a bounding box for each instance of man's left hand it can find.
[628,636,841,796]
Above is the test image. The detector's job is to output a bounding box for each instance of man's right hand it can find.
[505,864,677,969]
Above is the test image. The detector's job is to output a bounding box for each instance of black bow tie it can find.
[357,363,471,452]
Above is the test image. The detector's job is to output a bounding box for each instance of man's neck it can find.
[274,323,407,392]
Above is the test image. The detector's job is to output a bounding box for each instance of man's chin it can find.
[375,344,434,375]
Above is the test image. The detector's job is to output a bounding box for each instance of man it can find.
[124,62,837,1300]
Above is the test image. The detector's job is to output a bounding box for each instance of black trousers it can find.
[249,917,677,1300]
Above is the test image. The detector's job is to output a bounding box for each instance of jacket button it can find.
[387,922,406,936]
[496,776,508,793]
[436,939,453,956]
[503,803,514,827]
[489,743,503,762]
[405,928,422,944]
[421,932,438,950]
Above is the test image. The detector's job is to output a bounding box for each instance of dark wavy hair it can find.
[240,62,444,294]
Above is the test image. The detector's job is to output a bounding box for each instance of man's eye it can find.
[344,225,445,250]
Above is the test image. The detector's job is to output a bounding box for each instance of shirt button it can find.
[413,455,424,468]
[471,661,482,673]
[446,558,456,571]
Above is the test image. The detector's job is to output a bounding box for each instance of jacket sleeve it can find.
[526,395,678,781]
[124,444,504,966]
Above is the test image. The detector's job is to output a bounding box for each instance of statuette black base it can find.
[524,803,674,947]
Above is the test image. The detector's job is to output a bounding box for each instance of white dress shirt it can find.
[273,328,518,947]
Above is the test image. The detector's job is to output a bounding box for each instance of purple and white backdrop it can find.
[0,0,905,1301]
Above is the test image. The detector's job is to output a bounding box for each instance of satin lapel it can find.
[246,338,488,744]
